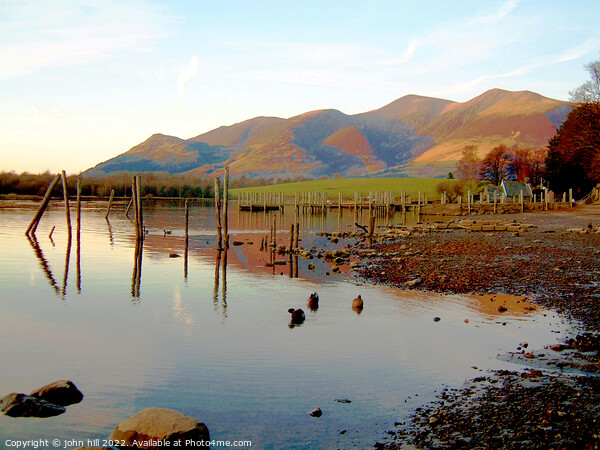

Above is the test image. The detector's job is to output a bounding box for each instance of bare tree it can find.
[569,59,600,105]
[480,144,512,186]
[456,145,481,180]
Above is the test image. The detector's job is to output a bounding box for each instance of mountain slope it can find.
[85,89,571,178]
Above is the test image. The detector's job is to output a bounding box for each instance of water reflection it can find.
[106,219,114,247]
[26,234,59,294]
[213,249,228,318]
[62,234,72,299]
[131,239,143,299]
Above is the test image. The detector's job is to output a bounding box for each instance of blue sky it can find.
[1,0,599,174]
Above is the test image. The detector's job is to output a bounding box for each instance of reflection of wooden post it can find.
[105,189,114,219]
[224,166,229,248]
[215,177,222,249]
[61,171,72,239]
[289,223,294,253]
[26,173,61,236]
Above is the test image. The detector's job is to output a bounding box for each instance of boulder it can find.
[30,380,84,406]
[0,393,66,418]
[109,408,209,448]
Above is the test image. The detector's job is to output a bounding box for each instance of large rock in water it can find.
[109,408,210,448]
[30,380,84,406]
[0,393,66,418]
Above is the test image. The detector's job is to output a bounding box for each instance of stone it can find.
[30,380,84,406]
[405,278,422,288]
[168,253,180,258]
[1,393,66,418]
[232,241,244,246]
[109,408,209,447]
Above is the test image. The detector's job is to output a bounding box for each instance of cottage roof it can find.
[501,180,533,197]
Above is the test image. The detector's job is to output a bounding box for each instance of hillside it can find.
[85,89,571,178]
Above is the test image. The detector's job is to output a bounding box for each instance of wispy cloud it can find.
[178,56,200,101]
[0,0,171,80]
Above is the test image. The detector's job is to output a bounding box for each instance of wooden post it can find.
[493,189,497,213]
[61,171,72,239]
[26,173,61,236]
[468,189,472,214]
[569,188,573,206]
[135,175,143,241]
[105,189,115,219]
[132,177,139,241]
[215,177,222,249]
[273,214,277,247]
[520,189,524,213]
[224,166,229,248]
[294,219,299,249]
[289,223,294,253]
[184,198,189,242]
[76,178,81,237]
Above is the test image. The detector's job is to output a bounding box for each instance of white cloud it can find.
[178,56,200,101]
[0,0,171,80]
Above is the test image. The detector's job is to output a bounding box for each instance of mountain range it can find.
[85,88,572,179]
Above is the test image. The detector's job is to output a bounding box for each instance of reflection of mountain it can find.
[465,293,540,319]
[85,89,570,178]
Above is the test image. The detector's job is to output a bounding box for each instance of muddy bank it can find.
[345,206,600,448]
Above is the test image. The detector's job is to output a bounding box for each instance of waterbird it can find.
[163,229,172,236]
[288,308,305,324]
[307,292,319,310]
[352,295,364,310]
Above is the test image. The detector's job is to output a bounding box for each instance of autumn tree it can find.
[456,145,481,181]
[545,58,600,197]
[509,147,547,185]
[480,144,513,186]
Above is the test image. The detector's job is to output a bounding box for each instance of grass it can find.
[230,177,452,200]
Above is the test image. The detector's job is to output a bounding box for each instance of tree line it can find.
[0,170,313,198]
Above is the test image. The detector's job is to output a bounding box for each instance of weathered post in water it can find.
[105,189,115,220]
[26,173,62,236]
[61,171,72,239]
[184,198,190,242]
[215,177,222,249]
[223,166,229,248]
[76,178,82,236]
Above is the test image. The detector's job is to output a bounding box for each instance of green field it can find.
[230,177,450,200]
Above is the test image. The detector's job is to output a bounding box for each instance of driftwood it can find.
[355,222,368,233]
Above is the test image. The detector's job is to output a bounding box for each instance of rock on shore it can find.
[109,407,210,448]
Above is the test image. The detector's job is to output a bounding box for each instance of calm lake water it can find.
[0,199,571,449]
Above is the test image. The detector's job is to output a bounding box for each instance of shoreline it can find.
[344,206,600,448]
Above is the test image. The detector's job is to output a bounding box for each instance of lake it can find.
[0,199,570,449]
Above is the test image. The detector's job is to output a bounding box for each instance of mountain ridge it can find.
[85,88,571,178]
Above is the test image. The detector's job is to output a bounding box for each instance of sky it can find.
[1,0,599,174]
